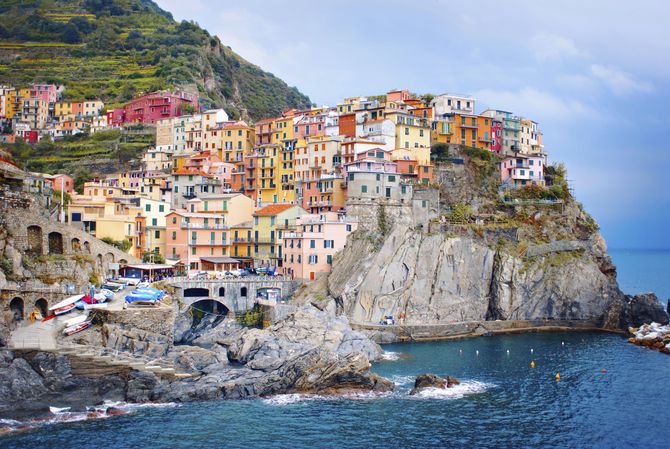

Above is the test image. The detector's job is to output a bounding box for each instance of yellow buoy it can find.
[555,373,561,380]
[530,360,535,368]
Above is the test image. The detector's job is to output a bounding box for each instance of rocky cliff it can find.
[326,151,668,334]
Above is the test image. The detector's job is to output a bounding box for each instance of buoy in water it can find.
[555,373,561,380]
[601,369,607,373]
[562,341,565,346]
[459,349,463,355]
[506,349,510,355]
[530,348,534,354]
[530,360,535,368]
[476,350,479,356]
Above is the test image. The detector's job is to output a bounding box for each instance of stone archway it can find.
[27,225,43,256]
[9,297,24,321]
[218,287,226,297]
[189,299,229,326]
[83,241,91,254]
[71,238,81,253]
[105,252,115,264]
[96,254,103,269]
[240,286,248,297]
[35,298,48,319]
[48,231,64,255]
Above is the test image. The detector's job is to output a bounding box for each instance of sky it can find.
[157,0,670,249]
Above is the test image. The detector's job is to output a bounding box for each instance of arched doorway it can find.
[218,287,225,297]
[83,241,91,254]
[184,287,210,298]
[27,225,43,256]
[35,298,48,319]
[189,299,229,326]
[48,232,64,255]
[240,286,248,297]
[71,238,81,253]
[9,297,24,321]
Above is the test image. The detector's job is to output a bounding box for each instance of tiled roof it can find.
[254,203,296,216]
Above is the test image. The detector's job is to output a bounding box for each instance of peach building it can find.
[282,212,358,281]
[165,210,232,271]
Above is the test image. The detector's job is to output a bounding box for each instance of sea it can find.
[2,250,669,448]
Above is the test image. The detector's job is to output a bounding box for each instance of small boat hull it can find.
[54,303,76,316]
[63,320,92,336]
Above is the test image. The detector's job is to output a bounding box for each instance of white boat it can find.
[63,313,89,328]
[49,294,85,311]
[83,303,109,310]
[63,320,92,336]
[49,406,71,414]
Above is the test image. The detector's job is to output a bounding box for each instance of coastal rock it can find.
[628,322,670,355]
[409,374,460,395]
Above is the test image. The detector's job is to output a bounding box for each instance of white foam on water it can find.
[390,375,415,386]
[262,390,393,406]
[99,400,179,410]
[380,351,401,361]
[410,381,493,400]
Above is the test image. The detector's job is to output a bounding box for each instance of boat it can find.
[49,294,85,316]
[54,303,76,316]
[125,293,160,306]
[63,320,92,336]
[63,313,88,328]
[134,287,165,298]
[83,303,109,310]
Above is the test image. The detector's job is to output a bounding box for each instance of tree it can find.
[142,251,165,264]
[69,16,95,35]
[61,24,81,44]
[431,143,450,160]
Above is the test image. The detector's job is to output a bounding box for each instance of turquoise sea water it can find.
[2,250,669,448]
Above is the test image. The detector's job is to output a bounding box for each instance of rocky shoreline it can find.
[628,322,670,355]
[0,305,393,418]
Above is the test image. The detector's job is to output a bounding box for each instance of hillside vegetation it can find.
[0,0,311,120]
[7,127,152,188]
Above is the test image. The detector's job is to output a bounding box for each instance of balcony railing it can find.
[181,223,229,230]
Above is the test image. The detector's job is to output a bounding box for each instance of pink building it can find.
[165,210,233,271]
[491,120,502,152]
[500,154,545,187]
[45,174,74,193]
[282,212,358,281]
[29,84,59,103]
[108,90,199,125]
[294,114,326,140]
[107,109,125,127]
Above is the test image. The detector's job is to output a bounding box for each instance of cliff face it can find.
[329,227,620,326]
[327,151,668,332]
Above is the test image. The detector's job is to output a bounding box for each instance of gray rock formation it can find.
[409,374,460,395]
[328,225,667,330]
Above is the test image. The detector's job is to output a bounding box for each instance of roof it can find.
[254,203,297,216]
[172,169,210,176]
[200,257,241,264]
[124,264,174,270]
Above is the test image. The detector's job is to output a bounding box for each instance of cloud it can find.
[528,33,586,62]
[590,64,653,95]
[473,87,597,121]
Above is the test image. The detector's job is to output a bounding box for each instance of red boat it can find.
[63,320,92,336]
[54,303,76,316]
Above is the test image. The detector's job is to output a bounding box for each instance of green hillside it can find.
[0,0,312,120]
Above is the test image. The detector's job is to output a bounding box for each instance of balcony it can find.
[460,122,477,129]
[181,223,229,230]
[190,240,229,246]
[182,192,196,199]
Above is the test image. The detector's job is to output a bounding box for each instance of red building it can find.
[491,120,502,152]
[107,90,199,125]
[338,113,356,138]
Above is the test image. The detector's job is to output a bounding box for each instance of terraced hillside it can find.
[0,0,311,120]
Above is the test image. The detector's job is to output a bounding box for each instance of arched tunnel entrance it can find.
[9,297,24,321]
[177,300,230,345]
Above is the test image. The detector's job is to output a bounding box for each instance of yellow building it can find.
[277,139,297,203]
[386,111,431,164]
[188,193,254,226]
[252,204,306,267]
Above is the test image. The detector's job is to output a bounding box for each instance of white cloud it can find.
[474,87,597,121]
[528,33,586,62]
[590,64,653,95]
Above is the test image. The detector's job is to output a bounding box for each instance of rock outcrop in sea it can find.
[628,322,670,355]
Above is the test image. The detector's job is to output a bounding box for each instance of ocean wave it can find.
[262,390,393,406]
[409,381,493,400]
[390,375,416,386]
[380,351,402,361]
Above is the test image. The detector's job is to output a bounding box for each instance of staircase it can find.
[8,318,58,350]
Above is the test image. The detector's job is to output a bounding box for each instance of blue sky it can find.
[157,0,670,249]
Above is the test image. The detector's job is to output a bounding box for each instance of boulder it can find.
[409,374,460,395]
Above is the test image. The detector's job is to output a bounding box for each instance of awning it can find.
[124,264,174,270]
[199,257,241,264]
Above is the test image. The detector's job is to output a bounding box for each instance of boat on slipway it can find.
[48,295,85,316]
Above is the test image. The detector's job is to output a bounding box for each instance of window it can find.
[324,240,334,248]
[172,231,176,240]
[361,185,368,193]
[191,247,196,255]
[152,218,157,226]
[401,185,406,195]
[388,175,396,182]
[310,240,316,248]
[422,200,427,208]
[308,255,318,264]
[145,204,151,212]
[327,255,333,265]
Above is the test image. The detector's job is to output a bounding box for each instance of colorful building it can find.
[252,204,307,267]
[282,212,358,280]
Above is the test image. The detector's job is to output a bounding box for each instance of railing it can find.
[181,224,229,230]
